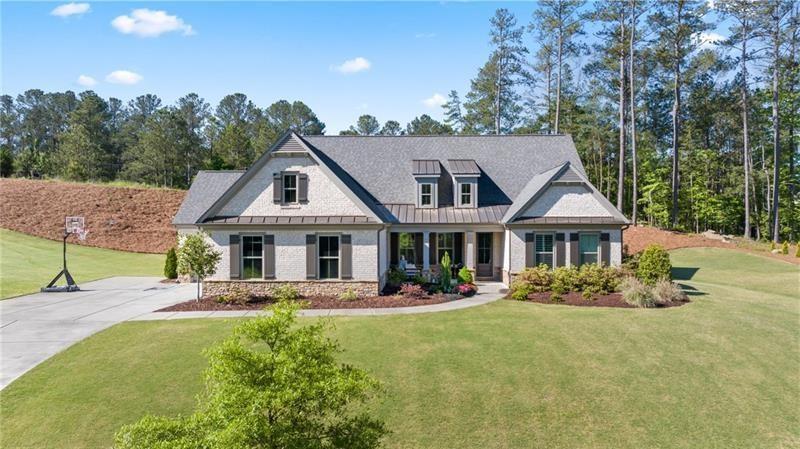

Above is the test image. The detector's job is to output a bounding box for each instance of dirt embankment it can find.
[0,178,185,254]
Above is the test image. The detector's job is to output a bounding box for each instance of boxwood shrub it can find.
[636,244,672,284]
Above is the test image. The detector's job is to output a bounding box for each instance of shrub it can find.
[636,244,672,284]
[578,263,622,295]
[216,285,251,305]
[400,283,426,298]
[411,274,427,285]
[515,265,553,292]
[387,266,407,286]
[273,284,299,301]
[781,241,789,255]
[440,251,452,293]
[551,266,578,294]
[796,244,800,258]
[652,279,688,304]
[770,241,777,251]
[457,266,473,284]
[339,288,359,302]
[621,277,655,308]
[455,283,477,297]
[550,292,563,302]
[510,284,532,301]
[163,247,178,279]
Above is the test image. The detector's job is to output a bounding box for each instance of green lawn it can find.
[0,228,165,299]
[1,248,798,448]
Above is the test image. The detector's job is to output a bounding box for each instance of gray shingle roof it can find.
[301,134,586,206]
[172,171,244,225]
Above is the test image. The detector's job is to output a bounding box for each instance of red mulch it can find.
[158,294,461,312]
[0,178,185,254]
[508,291,688,308]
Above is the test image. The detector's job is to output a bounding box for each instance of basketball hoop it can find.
[65,216,85,235]
[78,230,88,241]
[42,216,86,292]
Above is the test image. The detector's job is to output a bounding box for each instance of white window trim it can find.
[534,233,554,267]
[454,178,478,208]
[460,183,473,207]
[282,172,298,204]
[579,232,600,266]
[416,180,438,208]
[241,234,264,279]
[317,234,341,280]
[420,183,434,208]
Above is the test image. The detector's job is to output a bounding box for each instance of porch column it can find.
[422,231,430,272]
[465,231,476,272]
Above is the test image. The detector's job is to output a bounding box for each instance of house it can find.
[172,131,629,297]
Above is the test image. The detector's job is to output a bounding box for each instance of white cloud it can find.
[415,32,437,39]
[422,93,447,108]
[51,2,90,18]
[112,9,194,38]
[696,31,725,50]
[105,70,143,85]
[76,75,97,87]
[332,57,371,74]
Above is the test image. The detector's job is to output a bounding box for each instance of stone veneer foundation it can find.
[203,280,380,298]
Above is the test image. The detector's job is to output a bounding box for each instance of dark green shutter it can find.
[429,232,437,266]
[390,233,399,265]
[555,233,566,267]
[273,173,282,203]
[306,234,316,279]
[298,173,309,202]
[525,233,535,267]
[229,234,240,279]
[570,233,580,266]
[341,234,352,279]
[414,233,423,266]
[600,233,610,266]
[263,234,275,279]
[453,232,464,265]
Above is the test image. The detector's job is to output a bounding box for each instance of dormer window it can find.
[420,183,433,206]
[460,183,473,206]
[283,173,298,204]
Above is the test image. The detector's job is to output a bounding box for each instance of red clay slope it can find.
[0,178,185,254]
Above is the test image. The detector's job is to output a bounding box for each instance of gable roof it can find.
[173,170,244,225]
[196,132,388,224]
[300,134,586,206]
[501,162,629,224]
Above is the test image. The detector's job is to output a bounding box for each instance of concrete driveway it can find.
[0,277,195,389]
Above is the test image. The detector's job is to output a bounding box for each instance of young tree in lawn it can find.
[718,0,759,239]
[530,0,585,134]
[114,300,387,449]
[648,0,710,228]
[465,8,528,135]
[177,232,221,301]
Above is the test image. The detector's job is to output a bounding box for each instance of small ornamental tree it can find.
[114,300,388,449]
[163,247,178,279]
[177,232,221,301]
[440,251,452,293]
[636,244,672,285]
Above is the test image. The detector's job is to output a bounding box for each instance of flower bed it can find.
[507,291,687,308]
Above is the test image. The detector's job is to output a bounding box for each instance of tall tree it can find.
[629,0,647,224]
[177,93,210,185]
[379,120,403,136]
[57,91,111,181]
[648,0,710,227]
[441,90,464,132]
[343,114,380,135]
[531,0,585,134]
[464,8,528,134]
[757,0,793,242]
[718,0,759,238]
[405,115,453,135]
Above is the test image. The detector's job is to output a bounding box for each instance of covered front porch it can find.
[388,227,504,281]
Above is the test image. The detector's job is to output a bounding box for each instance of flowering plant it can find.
[455,283,477,297]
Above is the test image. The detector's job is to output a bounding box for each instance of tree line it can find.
[1,1,798,243]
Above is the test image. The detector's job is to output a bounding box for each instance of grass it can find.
[1,248,798,448]
[0,229,165,299]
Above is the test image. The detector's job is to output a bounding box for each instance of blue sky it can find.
[1,2,728,133]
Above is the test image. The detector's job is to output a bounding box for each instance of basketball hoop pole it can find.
[41,222,81,292]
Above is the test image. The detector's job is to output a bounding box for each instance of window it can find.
[242,235,263,279]
[460,183,473,206]
[579,234,599,265]
[283,173,298,204]
[318,235,340,279]
[535,234,554,267]
[437,233,453,264]
[420,183,433,207]
[398,232,416,264]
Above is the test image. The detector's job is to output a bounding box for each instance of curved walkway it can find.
[130,282,508,320]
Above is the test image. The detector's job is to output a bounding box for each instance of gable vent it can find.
[275,136,305,153]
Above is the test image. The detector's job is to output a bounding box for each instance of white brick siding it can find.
[218,155,365,217]
[505,227,622,274]
[205,228,378,282]
[522,185,613,217]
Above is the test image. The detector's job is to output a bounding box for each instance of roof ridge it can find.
[303,133,568,138]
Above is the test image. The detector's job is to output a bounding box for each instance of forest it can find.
[0,0,798,243]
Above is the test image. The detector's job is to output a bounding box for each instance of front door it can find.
[476,233,493,278]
